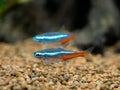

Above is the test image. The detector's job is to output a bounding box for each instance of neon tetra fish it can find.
[33,32,74,45]
[33,48,87,61]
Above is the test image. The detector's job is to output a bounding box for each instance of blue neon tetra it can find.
[34,48,87,61]
[33,32,74,44]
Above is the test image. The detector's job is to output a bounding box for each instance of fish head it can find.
[33,51,42,58]
[33,35,42,42]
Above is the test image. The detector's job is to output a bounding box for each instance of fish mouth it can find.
[33,36,40,42]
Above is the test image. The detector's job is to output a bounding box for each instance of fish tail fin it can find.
[72,50,92,62]
[83,47,94,62]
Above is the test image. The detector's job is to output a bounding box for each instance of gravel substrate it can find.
[0,39,120,90]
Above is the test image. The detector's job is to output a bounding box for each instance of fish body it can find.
[34,48,86,61]
[33,32,74,44]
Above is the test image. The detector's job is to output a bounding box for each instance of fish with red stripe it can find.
[34,48,87,61]
[33,32,74,45]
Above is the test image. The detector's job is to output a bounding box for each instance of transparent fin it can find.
[42,57,62,65]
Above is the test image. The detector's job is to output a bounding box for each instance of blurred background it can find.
[0,0,120,55]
